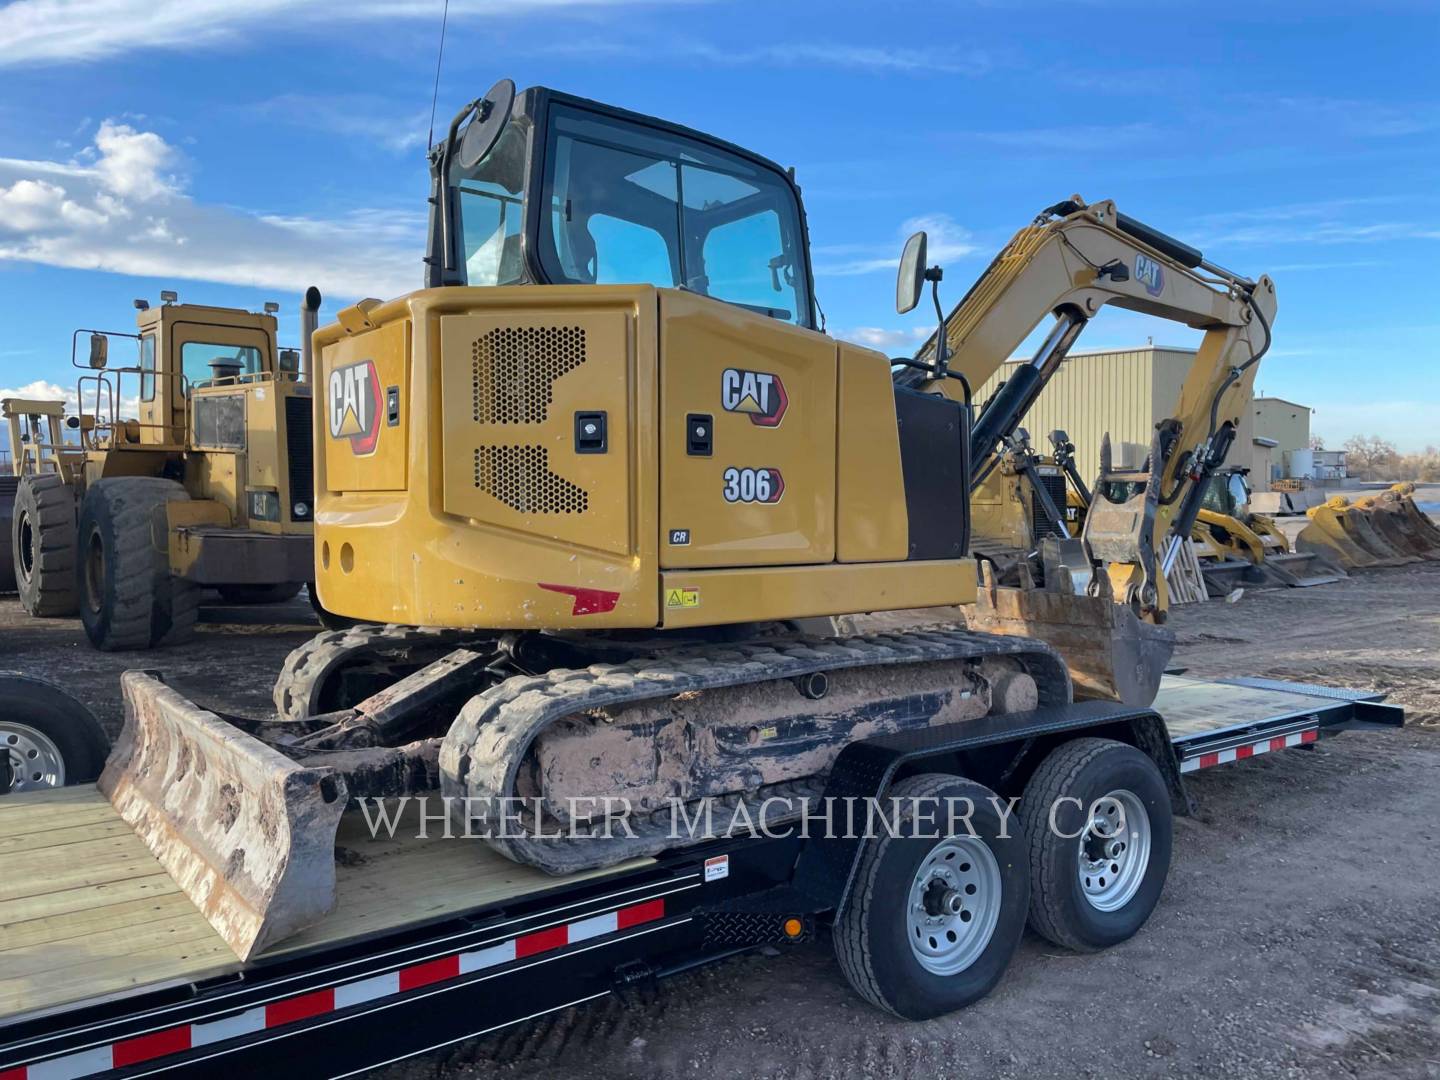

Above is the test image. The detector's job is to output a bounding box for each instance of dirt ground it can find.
[2,519,1438,1080]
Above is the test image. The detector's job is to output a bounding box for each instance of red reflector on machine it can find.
[538,583,621,615]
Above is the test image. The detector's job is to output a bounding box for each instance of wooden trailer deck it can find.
[0,789,647,1022]
[0,675,1363,1024]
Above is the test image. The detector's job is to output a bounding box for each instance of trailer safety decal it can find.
[1180,727,1317,773]
[0,898,667,1080]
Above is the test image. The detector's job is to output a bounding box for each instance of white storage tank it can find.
[1285,448,1315,480]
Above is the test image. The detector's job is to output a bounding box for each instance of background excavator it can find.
[97,81,1277,980]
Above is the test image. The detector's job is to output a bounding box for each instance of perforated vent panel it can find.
[472,325,587,424]
[474,445,589,514]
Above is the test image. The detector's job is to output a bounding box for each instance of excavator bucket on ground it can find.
[1355,492,1440,561]
[1295,493,1437,569]
[966,574,1175,707]
[1389,483,1440,549]
[100,671,348,960]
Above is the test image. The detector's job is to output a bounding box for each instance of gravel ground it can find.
[2,531,1437,1080]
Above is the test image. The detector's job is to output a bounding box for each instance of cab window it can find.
[535,104,812,326]
[181,342,264,393]
[139,334,156,401]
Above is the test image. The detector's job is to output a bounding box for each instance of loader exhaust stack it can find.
[101,672,348,959]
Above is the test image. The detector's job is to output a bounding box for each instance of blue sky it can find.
[1,0,1436,448]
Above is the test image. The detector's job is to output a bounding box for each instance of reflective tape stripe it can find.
[1180,727,1319,773]
[4,895,668,1079]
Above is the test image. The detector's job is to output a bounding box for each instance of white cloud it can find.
[0,379,71,407]
[0,0,679,68]
[531,38,992,76]
[957,122,1156,153]
[835,326,930,351]
[0,120,422,301]
[814,212,979,277]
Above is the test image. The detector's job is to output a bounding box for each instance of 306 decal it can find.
[721,368,788,427]
[722,466,784,504]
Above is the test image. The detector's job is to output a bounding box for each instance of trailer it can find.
[0,675,1401,1079]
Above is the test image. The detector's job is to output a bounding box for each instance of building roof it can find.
[1253,396,1310,411]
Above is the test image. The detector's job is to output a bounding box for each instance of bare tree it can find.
[1308,435,1326,451]
[1343,434,1399,481]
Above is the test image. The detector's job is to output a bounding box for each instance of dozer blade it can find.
[100,671,348,960]
[967,585,1175,707]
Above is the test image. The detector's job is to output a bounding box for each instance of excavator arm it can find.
[903,196,1277,620]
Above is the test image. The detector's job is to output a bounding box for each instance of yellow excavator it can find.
[99,82,1277,981]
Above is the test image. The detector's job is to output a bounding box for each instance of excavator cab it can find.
[436,79,815,329]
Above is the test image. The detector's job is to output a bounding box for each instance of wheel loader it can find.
[97,80,1281,965]
[3,292,320,650]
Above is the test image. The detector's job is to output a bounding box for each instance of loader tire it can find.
[218,582,304,604]
[0,475,18,593]
[834,773,1029,1020]
[1020,737,1171,952]
[0,672,110,794]
[77,478,193,651]
[13,473,78,616]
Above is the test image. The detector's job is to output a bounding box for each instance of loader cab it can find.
[133,302,280,446]
[436,83,818,330]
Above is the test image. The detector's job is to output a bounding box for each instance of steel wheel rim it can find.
[84,529,105,616]
[1078,788,1151,912]
[18,510,36,583]
[907,836,1003,976]
[2,722,66,792]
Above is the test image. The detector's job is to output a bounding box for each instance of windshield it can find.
[455,99,812,326]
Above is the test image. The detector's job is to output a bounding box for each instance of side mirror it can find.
[88,333,108,369]
[896,231,928,315]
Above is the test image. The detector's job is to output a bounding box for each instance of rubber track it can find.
[272,624,493,721]
[441,628,1070,874]
[1018,735,1115,951]
[833,772,962,1016]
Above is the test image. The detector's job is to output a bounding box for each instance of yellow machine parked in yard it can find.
[101,81,1287,1017]
[1190,466,1346,593]
[3,292,319,650]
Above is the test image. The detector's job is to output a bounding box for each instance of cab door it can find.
[659,289,836,569]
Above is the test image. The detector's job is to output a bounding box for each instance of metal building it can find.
[973,345,1310,485]
[974,345,1199,479]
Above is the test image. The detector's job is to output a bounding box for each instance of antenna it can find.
[425,0,452,153]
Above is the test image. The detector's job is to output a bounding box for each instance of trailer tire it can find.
[13,473,78,616]
[77,478,190,651]
[1020,737,1172,952]
[834,773,1029,1020]
[0,672,110,793]
[219,582,303,604]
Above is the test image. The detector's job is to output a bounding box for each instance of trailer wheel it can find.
[834,773,1029,1020]
[13,473,78,616]
[77,478,191,651]
[1020,738,1172,952]
[219,583,303,604]
[0,672,110,794]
